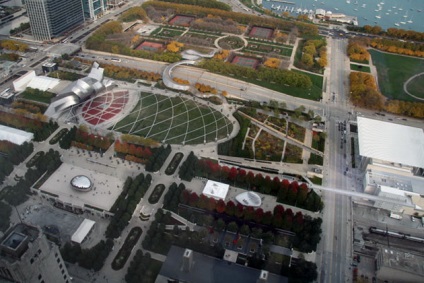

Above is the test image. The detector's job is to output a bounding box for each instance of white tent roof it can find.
[202,180,229,200]
[357,117,424,168]
[71,219,95,244]
[27,76,60,91]
[0,125,33,145]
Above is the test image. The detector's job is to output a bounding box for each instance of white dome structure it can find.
[235,191,262,207]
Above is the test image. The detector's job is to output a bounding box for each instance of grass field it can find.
[244,40,293,57]
[370,49,424,101]
[350,63,371,73]
[111,92,233,144]
[150,27,186,39]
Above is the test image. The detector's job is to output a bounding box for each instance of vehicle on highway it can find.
[111,58,121,62]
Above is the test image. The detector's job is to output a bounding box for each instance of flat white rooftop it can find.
[202,180,229,200]
[0,125,33,145]
[357,117,424,168]
[71,218,95,244]
[39,163,123,212]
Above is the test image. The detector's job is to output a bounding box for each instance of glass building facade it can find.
[26,0,84,41]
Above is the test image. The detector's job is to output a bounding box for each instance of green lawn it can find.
[20,91,55,104]
[111,92,233,144]
[150,27,186,38]
[350,63,371,73]
[370,49,424,101]
[243,41,293,57]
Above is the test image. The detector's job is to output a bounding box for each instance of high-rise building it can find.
[82,0,108,21]
[26,0,84,41]
[0,223,70,283]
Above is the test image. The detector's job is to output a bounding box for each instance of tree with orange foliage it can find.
[166,41,184,53]
[214,49,230,60]
[264,57,281,69]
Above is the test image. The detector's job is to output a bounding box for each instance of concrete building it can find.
[26,0,84,41]
[375,247,424,283]
[0,223,70,283]
[156,246,288,283]
[82,0,108,21]
[357,117,424,216]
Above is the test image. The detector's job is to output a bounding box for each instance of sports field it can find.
[169,15,195,26]
[248,26,274,39]
[370,49,424,101]
[111,92,233,145]
[135,41,165,52]
[231,55,260,69]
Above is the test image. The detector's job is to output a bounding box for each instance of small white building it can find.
[202,180,230,201]
[71,219,95,244]
[0,125,33,145]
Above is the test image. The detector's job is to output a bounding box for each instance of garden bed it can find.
[111,227,143,270]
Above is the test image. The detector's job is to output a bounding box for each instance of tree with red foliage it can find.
[216,199,226,213]
[197,194,208,209]
[273,204,285,216]
[228,167,238,183]
[263,176,272,194]
[253,208,264,223]
[287,181,299,204]
[262,211,273,225]
[246,171,255,188]
[188,192,199,206]
[297,183,309,206]
[225,200,236,216]
[220,166,230,180]
[283,212,293,231]
[180,190,190,205]
[271,177,281,195]
[253,173,264,188]
[235,203,244,218]
[244,207,255,221]
[207,197,217,211]
[272,213,283,228]
[281,179,290,189]
[236,169,246,185]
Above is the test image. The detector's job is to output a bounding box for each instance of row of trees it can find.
[2,149,61,206]
[60,239,114,271]
[299,39,327,71]
[385,100,424,119]
[370,38,424,57]
[0,111,57,141]
[12,100,47,115]
[161,0,231,11]
[0,39,28,52]
[59,126,113,151]
[0,53,20,61]
[162,182,321,252]
[178,151,197,181]
[125,250,157,283]
[0,140,33,185]
[347,24,424,42]
[194,82,217,94]
[120,134,159,147]
[114,140,153,162]
[347,40,370,62]
[199,59,313,88]
[100,62,162,82]
[194,157,323,211]
[0,202,12,232]
[9,22,30,35]
[349,71,385,110]
[142,1,318,36]
[107,173,152,239]
[119,6,147,22]
[145,144,172,172]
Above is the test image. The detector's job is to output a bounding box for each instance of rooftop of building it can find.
[156,246,287,283]
[0,223,40,262]
[358,117,424,168]
[378,247,424,277]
